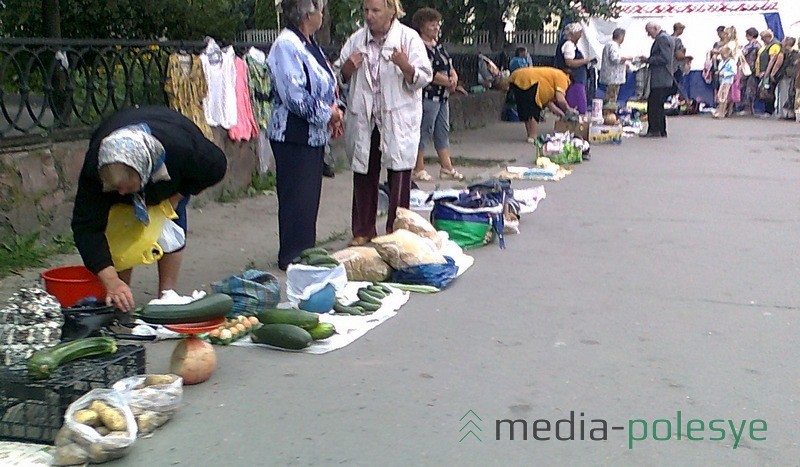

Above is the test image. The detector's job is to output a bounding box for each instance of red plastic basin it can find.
[41,266,107,308]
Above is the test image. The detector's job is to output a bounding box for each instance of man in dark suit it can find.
[641,22,675,137]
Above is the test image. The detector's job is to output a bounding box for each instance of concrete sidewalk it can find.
[0,119,539,303]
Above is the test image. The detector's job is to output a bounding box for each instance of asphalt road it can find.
[104,115,800,465]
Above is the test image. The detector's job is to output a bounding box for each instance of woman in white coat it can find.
[338,0,433,246]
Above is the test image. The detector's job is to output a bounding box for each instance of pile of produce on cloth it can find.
[204,316,262,345]
[251,308,336,350]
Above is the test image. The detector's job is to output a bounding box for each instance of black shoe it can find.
[639,133,665,138]
[323,163,335,178]
[582,152,591,161]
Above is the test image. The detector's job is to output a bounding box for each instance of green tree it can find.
[515,0,620,32]
[401,0,474,44]
[0,0,246,40]
[254,0,278,30]
[328,0,361,44]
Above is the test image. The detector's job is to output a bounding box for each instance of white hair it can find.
[646,21,662,32]
[565,23,584,36]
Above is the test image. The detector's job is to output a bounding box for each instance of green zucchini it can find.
[137,293,233,324]
[300,247,329,258]
[27,337,117,380]
[304,255,339,266]
[251,324,312,350]
[333,302,364,315]
[257,308,319,330]
[355,300,381,312]
[308,323,337,340]
[357,290,382,305]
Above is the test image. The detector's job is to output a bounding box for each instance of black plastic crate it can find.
[0,344,146,444]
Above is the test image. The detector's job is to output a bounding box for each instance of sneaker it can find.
[439,168,464,181]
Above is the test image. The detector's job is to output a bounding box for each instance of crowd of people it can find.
[69,0,799,310]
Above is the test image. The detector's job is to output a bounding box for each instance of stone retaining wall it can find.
[0,92,504,239]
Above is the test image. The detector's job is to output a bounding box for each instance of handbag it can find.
[739,54,752,77]
[758,76,773,99]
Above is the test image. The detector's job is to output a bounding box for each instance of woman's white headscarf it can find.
[97,123,170,189]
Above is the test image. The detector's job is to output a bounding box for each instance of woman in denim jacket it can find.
[267,0,342,270]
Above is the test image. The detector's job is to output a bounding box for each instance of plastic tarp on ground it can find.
[579,1,799,104]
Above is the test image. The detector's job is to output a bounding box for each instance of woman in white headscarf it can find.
[72,106,227,312]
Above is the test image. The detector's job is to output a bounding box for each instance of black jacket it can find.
[648,31,675,88]
[71,106,227,273]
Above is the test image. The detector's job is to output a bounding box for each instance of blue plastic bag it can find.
[211,270,280,317]
[391,256,458,289]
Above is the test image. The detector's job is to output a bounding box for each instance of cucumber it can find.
[357,290,382,305]
[304,255,340,266]
[27,337,117,380]
[137,294,233,324]
[300,247,329,258]
[251,324,312,350]
[365,286,388,298]
[372,283,393,295]
[333,302,364,315]
[355,300,381,312]
[308,323,337,340]
[257,308,319,330]
[292,256,303,264]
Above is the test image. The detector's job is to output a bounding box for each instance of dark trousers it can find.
[647,86,671,136]
[271,140,324,269]
[352,128,411,238]
[762,94,776,114]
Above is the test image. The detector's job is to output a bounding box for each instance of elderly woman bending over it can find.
[338,0,433,246]
[267,0,341,269]
[72,106,227,311]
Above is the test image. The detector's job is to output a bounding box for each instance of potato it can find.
[52,444,88,466]
[96,426,111,436]
[99,407,127,431]
[144,374,177,386]
[136,411,169,434]
[88,400,109,413]
[54,427,73,447]
[88,443,112,463]
[73,409,99,426]
[106,431,129,438]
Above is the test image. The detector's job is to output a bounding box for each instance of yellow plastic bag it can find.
[105,200,177,271]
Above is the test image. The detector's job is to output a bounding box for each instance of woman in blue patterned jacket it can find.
[267,0,342,270]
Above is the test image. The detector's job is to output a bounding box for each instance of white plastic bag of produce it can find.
[371,229,446,269]
[112,374,183,435]
[52,388,137,465]
[330,247,392,282]
[286,263,347,305]
[393,208,442,249]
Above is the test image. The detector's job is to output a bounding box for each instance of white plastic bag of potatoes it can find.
[371,229,446,269]
[112,374,183,435]
[52,388,137,465]
[330,247,392,282]
[393,207,442,249]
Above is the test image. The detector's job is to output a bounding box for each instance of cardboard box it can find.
[589,124,623,144]
[553,120,589,140]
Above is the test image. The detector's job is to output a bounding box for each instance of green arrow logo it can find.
[459,409,483,442]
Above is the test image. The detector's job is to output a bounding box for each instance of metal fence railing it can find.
[0,38,280,143]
